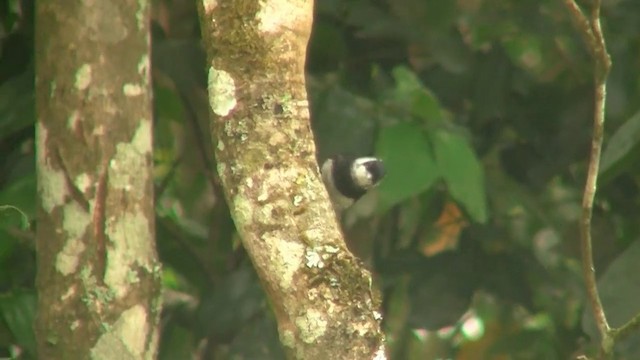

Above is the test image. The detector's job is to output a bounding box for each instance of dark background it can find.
[1,0,640,358]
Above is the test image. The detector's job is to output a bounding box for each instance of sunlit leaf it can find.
[391,66,444,125]
[431,130,487,223]
[583,240,640,359]
[376,122,439,211]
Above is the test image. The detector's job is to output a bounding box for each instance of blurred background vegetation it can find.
[1,0,640,358]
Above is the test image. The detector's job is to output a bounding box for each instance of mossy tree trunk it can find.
[197,0,386,359]
[34,1,162,358]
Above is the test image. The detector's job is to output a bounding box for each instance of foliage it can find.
[1,0,640,358]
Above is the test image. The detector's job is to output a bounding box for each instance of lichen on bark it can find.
[35,0,162,358]
[197,0,386,358]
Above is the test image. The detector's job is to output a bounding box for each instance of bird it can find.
[320,155,385,213]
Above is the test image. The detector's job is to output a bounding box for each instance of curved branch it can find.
[196,0,386,358]
[561,0,614,357]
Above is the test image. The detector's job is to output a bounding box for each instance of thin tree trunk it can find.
[197,1,386,359]
[34,1,162,358]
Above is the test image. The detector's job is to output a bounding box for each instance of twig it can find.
[561,0,613,357]
[178,90,221,190]
[155,154,182,198]
[610,312,640,344]
[562,0,596,51]
[158,215,217,284]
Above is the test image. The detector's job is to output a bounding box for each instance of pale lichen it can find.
[257,0,310,33]
[207,67,237,117]
[352,320,371,336]
[264,234,304,289]
[305,249,324,269]
[93,125,106,137]
[295,309,328,344]
[123,83,143,97]
[303,228,324,246]
[135,0,148,30]
[268,132,287,146]
[60,285,77,302]
[203,0,217,14]
[56,201,91,275]
[36,123,68,212]
[217,162,227,177]
[67,110,81,131]
[280,329,295,349]
[131,120,153,154]
[257,190,269,202]
[109,120,152,196]
[75,64,92,91]
[119,305,149,355]
[74,173,92,193]
[304,245,340,270]
[90,305,149,359]
[256,203,274,223]
[84,2,127,43]
[126,269,140,284]
[104,210,153,298]
[49,81,57,99]
[373,345,388,360]
[80,265,115,314]
[232,192,254,227]
[137,55,150,79]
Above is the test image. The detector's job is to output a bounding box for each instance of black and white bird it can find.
[321,155,385,213]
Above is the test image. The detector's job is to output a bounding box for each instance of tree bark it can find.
[197,1,386,359]
[34,1,162,358]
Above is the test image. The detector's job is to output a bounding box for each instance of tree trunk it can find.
[34,1,162,358]
[197,1,386,359]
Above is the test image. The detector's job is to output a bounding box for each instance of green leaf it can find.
[391,67,445,125]
[156,217,210,290]
[0,290,37,356]
[0,228,18,267]
[0,205,29,230]
[431,130,487,223]
[376,122,439,211]
[158,325,196,360]
[153,84,185,152]
[0,173,36,224]
[600,110,640,183]
[582,240,640,359]
[0,72,34,136]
